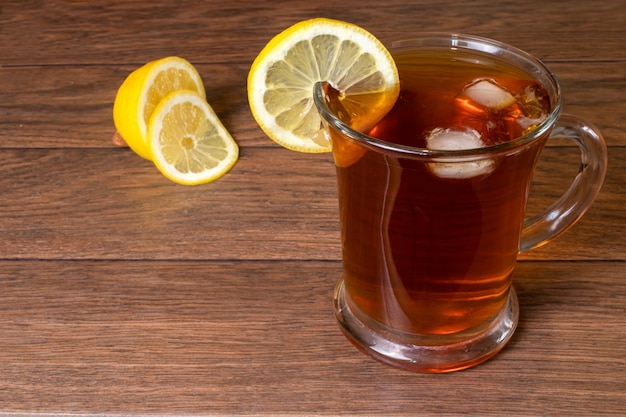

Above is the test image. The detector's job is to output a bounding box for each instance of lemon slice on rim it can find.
[113,56,206,160]
[148,90,239,186]
[247,18,400,153]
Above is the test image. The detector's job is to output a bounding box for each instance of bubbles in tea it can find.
[334,47,551,335]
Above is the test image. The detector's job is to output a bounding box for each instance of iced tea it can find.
[332,47,551,335]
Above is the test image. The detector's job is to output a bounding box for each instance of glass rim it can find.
[313,32,563,157]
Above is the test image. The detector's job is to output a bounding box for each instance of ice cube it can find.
[463,79,516,110]
[514,85,548,131]
[516,115,547,131]
[426,127,484,151]
[425,128,495,179]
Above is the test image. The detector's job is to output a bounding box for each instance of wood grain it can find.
[1,0,625,65]
[0,147,622,261]
[0,0,624,415]
[0,61,624,150]
[0,260,624,415]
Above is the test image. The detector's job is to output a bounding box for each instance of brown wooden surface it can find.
[0,0,624,415]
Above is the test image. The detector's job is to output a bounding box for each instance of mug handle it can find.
[520,113,608,252]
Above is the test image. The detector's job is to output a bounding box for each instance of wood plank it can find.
[0,61,623,150]
[0,147,622,261]
[0,147,340,260]
[0,63,265,148]
[0,260,624,415]
[1,0,625,66]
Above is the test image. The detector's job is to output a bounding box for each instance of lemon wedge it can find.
[113,56,206,160]
[247,18,400,153]
[148,90,239,186]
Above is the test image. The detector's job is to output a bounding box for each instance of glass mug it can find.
[313,34,607,373]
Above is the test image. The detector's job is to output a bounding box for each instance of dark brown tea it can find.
[332,47,552,335]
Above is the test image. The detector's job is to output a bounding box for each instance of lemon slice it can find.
[247,18,400,153]
[148,90,238,186]
[113,56,206,160]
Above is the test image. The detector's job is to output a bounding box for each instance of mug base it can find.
[333,279,519,373]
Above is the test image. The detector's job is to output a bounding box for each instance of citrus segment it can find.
[148,90,238,186]
[113,56,206,160]
[248,18,400,153]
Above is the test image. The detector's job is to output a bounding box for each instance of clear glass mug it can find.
[313,34,607,373]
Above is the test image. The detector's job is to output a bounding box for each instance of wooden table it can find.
[1,0,624,415]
